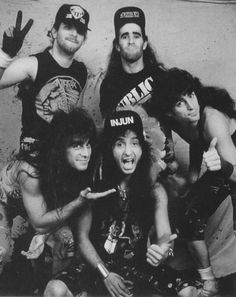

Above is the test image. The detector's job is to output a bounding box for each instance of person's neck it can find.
[49,46,74,68]
[121,57,144,74]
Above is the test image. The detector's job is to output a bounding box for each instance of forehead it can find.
[119,23,142,36]
[115,129,139,140]
[69,134,89,143]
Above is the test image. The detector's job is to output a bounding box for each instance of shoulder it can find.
[202,106,230,140]
[202,106,229,127]
[17,161,38,183]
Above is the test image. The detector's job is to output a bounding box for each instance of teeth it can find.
[123,159,134,163]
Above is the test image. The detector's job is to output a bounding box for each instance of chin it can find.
[121,167,136,175]
[74,164,88,171]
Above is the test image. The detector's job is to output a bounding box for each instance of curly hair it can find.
[151,67,236,124]
[35,108,96,210]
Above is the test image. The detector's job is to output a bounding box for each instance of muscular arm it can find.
[152,182,172,241]
[0,56,37,89]
[19,165,86,234]
[203,107,236,182]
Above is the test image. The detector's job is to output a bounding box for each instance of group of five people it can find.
[0,3,235,297]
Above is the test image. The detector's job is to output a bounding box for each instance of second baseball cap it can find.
[114,6,145,38]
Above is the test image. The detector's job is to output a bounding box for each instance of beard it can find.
[57,38,82,55]
[121,48,144,63]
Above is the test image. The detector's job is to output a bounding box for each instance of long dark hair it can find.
[104,38,165,80]
[151,67,236,125]
[95,126,153,221]
[34,108,96,211]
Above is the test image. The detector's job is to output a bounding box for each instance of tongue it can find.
[123,161,133,170]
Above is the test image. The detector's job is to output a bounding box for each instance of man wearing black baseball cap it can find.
[99,6,166,118]
[53,4,90,36]
[0,4,90,156]
[99,6,174,163]
[0,2,91,281]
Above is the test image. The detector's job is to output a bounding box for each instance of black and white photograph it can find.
[0,0,236,296]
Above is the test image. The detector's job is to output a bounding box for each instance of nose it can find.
[80,145,90,158]
[128,35,135,44]
[70,27,78,36]
[124,143,132,155]
[186,97,194,110]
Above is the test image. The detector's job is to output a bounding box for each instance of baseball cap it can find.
[114,6,145,38]
[54,4,90,34]
[104,110,144,142]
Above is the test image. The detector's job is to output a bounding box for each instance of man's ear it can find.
[115,42,120,52]
[143,40,148,50]
[51,27,57,39]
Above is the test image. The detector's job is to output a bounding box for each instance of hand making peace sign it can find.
[2,10,33,57]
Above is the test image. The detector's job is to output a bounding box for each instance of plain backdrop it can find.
[0,0,236,168]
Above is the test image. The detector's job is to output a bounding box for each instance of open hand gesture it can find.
[80,187,116,201]
[2,10,33,57]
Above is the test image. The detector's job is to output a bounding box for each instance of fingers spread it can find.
[15,10,22,30]
[22,19,34,37]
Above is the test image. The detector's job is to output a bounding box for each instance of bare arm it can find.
[0,56,37,89]
[0,10,33,85]
[76,205,131,297]
[152,182,172,240]
[20,168,87,234]
[19,160,115,234]
[77,204,103,267]
[203,107,236,182]
[146,182,177,267]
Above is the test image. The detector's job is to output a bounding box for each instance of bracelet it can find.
[0,48,13,68]
[97,263,110,279]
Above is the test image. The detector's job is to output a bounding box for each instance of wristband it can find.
[0,48,13,68]
[197,266,215,281]
[218,159,234,179]
[97,263,110,279]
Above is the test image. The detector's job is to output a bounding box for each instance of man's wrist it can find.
[0,48,13,68]
[218,159,234,179]
[96,263,110,279]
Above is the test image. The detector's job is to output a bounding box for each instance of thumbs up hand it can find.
[146,234,177,267]
[203,137,221,171]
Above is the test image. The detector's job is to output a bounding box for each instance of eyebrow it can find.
[120,31,142,38]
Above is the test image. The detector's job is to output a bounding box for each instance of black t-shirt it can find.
[90,189,153,267]
[19,50,87,140]
[99,66,165,118]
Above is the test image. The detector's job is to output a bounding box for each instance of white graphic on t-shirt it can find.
[35,75,81,123]
[117,76,154,108]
